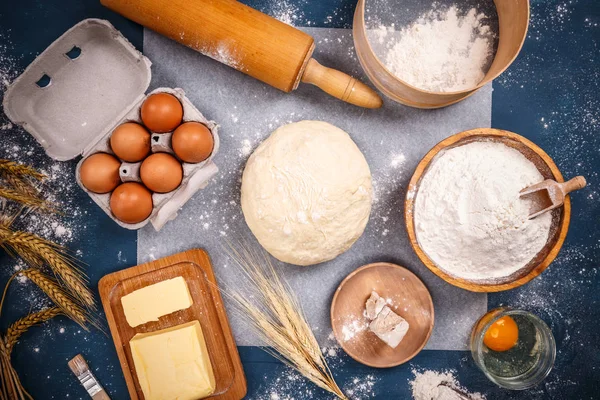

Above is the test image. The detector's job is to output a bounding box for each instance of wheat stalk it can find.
[0,345,32,400]
[0,174,38,199]
[0,176,56,214]
[0,160,55,212]
[0,227,94,308]
[18,269,91,330]
[4,308,61,354]
[0,285,52,400]
[0,188,49,210]
[224,243,347,399]
[0,161,45,181]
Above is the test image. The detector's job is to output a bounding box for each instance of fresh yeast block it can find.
[130,320,216,400]
[121,276,192,327]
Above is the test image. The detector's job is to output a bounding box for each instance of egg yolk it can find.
[483,316,519,352]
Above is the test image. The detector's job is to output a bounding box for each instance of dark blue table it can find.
[0,0,598,399]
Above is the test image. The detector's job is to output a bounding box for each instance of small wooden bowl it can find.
[353,0,530,108]
[330,262,434,368]
[405,128,570,292]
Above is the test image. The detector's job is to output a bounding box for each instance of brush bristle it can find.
[68,354,89,377]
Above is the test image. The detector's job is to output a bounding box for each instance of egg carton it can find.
[3,19,219,231]
[75,87,220,230]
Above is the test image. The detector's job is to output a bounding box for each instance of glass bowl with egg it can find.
[470,307,556,389]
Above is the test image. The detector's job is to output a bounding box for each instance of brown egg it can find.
[140,153,183,193]
[79,153,121,194]
[172,122,214,163]
[110,122,151,162]
[110,182,153,224]
[140,93,183,133]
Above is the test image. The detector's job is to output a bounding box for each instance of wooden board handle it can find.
[301,58,383,109]
[562,176,587,194]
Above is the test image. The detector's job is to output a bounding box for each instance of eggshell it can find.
[140,153,183,193]
[79,153,121,194]
[110,122,151,162]
[110,182,153,224]
[172,122,214,163]
[140,93,183,133]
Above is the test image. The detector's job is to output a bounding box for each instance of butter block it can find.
[121,276,192,327]
[130,320,216,400]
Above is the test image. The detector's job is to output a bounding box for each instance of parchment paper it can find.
[138,27,490,350]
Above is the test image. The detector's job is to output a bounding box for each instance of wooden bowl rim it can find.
[353,0,530,96]
[330,262,435,368]
[404,128,571,292]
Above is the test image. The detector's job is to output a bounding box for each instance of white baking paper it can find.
[138,27,490,350]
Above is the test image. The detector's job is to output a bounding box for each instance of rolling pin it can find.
[100,0,383,108]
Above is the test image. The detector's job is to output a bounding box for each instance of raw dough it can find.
[241,121,372,266]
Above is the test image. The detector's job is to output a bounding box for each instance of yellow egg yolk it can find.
[483,316,519,352]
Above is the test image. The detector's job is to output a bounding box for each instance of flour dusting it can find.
[414,141,552,280]
[410,369,485,400]
[368,5,495,92]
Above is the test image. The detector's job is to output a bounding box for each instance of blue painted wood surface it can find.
[0,0,597,398]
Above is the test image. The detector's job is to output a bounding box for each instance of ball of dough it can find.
[241,121,372,266]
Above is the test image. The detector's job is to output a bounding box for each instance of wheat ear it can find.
[224,243,347,399]
[0,228,94,308]
[0,161,45,181]
[0,188,49,210]
[19,269,91,330]
[4,308,62,354]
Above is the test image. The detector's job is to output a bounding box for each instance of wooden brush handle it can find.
[92,391,111,400]
[561,176,587,194]
[301,58,383,109]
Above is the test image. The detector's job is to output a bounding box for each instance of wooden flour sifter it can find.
[100,0,383,108]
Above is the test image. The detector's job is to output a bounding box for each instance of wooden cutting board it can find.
[98,249,246,400]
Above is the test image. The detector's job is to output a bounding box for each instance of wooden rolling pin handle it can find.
[301,58,383,109]
[561,176,587,194]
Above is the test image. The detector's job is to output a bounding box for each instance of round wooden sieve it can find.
[353,0,530,108]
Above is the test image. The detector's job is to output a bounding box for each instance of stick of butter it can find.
[130,320,216,400]
[121,276,193,327]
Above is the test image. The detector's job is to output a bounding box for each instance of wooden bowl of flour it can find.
[405,128,570,292]
[353,0,529,108]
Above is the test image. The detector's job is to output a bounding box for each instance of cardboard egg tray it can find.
[75,87,220,230]
[3,19,219,231]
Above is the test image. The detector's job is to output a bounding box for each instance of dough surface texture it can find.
[241,120,372,266]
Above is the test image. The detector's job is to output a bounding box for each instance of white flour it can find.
[414,141,552,280]
[371,6,494,92]
[409,369,485,400]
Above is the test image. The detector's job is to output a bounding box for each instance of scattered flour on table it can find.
[268,0,303,26]
[413,141,552,280]
[410,369,485,400]
[252,368,379,400]
[251,370,317,400]
[343,374,378,399]
[390,153,406,169]
[0,37,86,315]
[368,5,495,92]
[368,149,408,243]
[341,318,368,342]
